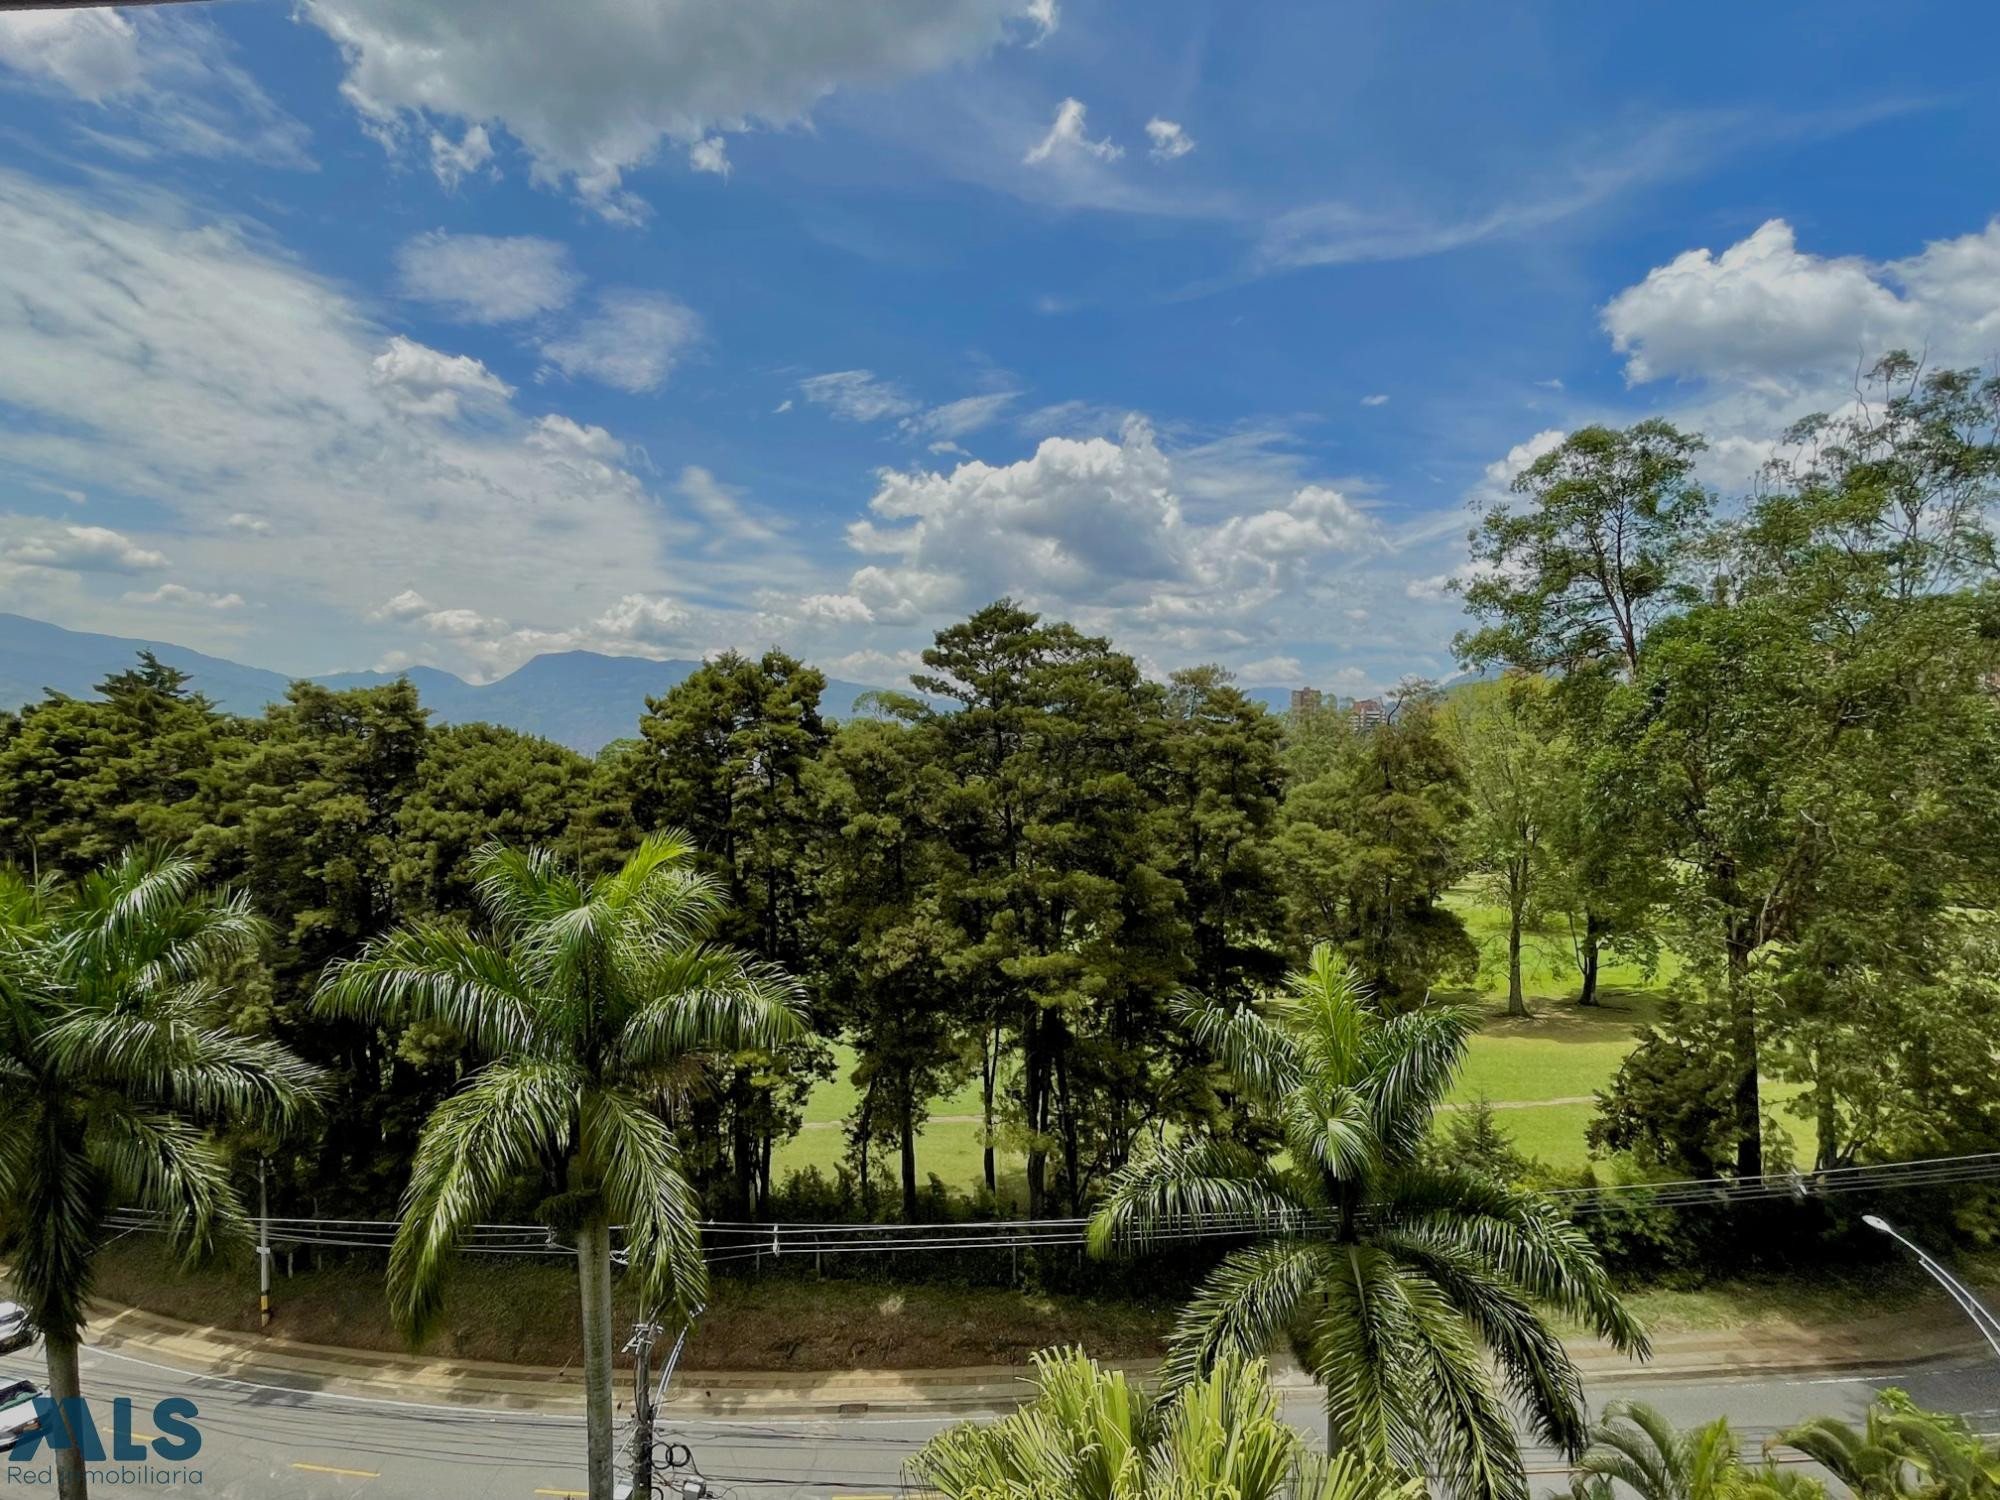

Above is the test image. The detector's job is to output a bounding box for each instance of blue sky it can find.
[0,0,1994,693]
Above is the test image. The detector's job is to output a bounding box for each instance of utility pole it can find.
[624,1319,663,1497]
[257,1155,272,1331]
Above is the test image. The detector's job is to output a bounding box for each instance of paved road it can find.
[4,1338,1997,1498]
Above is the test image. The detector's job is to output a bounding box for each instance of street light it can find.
[1863,1213,2000,1360]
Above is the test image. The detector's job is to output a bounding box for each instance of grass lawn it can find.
[780,893,1701,1193]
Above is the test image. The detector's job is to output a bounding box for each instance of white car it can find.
[0,1303,35,1355]
[0,1378,44,1454]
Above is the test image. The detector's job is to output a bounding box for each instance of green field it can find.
[775,895,1792,1204]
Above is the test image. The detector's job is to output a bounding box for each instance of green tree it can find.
[0,848,322,1500]
[915,601,1188,1216]
[909,1347,1419,1500]
[1271,683,1475,1004]
[392,722,596,915]
[1089,946,1645,1500]
[634,650,830,1215]
[1774,1388,2000,1499]
[0,654,246,880]
[1571,1401,1826,1500]
[314,835,807,1500]
[808,714,968,1219]
[1596,357,2000,1176]
[1446,676,1562,1016]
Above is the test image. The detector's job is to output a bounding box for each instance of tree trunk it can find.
[899,1080,919,1223]
[1505,875,1528,1018]
[44,1332,88,1500]
[574,1215,617,1500]
[981,1019,999,1197]
[1577,912,1601,1007]
[1727,919,1763,1180]
[1024,1011,1049,1221]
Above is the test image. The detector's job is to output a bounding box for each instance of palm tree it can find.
[1088,944,1647,1500]
[1773,1388,2000,1499]
[314,834,807,1500]
[1571,1401,1824,1500]
[0,848,323,1500]
[909,1345,1420,1500]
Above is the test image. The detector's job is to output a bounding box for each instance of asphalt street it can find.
[3,1337,1996,1499]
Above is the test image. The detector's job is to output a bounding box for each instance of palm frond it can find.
[314,923,549,1061]
[1278,943,1372,1084]
[470,841,584,937]
[43,1009,325,1130]
[1365,1002,1478,1163]
[612,949,809,1070]
[88,1102,248,1267]
[1089,1135,1307,1258]
[1169,989,1301,1109]
[1295,1244,1428,1478]
[1278,1080,1379,1186]
[582,1085,707,1318]
[1392,1263,1526,1500]
[1160,1238,1331,1392]
[388,1058,580,1343]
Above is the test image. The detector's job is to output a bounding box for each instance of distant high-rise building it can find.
[1289,687,1324,713]
[1350,697,1388,731]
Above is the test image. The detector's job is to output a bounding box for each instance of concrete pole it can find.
[258,1156,272,1331]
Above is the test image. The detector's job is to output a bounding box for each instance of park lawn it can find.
[780,894,1682,1195]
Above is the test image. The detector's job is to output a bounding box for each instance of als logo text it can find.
[6,1395,203,1487]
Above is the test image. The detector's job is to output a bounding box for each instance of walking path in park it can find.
[68,1292,1994,1419]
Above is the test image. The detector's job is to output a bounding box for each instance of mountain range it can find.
[0,613,924,754]
[0,614,1343,753]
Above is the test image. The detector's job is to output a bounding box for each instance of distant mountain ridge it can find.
[0,614,918,754]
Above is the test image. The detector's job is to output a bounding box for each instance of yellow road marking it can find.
[533,1490,588,1498]
[291,1461,381,1478]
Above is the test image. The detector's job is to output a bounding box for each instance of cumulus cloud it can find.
[302,0,1045,216]
[4,523,165,574]
[1602,217,2000,388]
[0,9,141,100]
[539,289,701,392]
[225,512,272,535]
[592,592,692,646]
[1144,117,1193,162]
[395,230,582,324]
[124,582,244,610]
[370,335,514,418]
[844,418,1382,635]
[1025,97,1121,166]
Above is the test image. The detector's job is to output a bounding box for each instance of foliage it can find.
[313,835,807,1500]
[1570,1401,1826,1500]
[1773,1387,2000,1499]
[908,1346,1420,1500]
[1089,946,1645,1500]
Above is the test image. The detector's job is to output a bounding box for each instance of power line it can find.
[103,1148,2000,1260]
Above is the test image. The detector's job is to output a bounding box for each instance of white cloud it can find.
[0,165,773,677]
[773,398,794,414]
[370,335,514,419]
[592,592,692,646]
[1025,97,1121,166]
[303,0,1043,216]
[1238,654,1302,682]
[124,582,244,610]
[1602,217,2000,388]
[3,523,165,574]
[396,230,582,325]
[1144,117,1193,162]
[374,590,434,622]
[225,512,272,535]
[800,369,922,422]
[0,9,310,167]
[844,418,1382,638]
[900,391,1019,441]
[429,123,495,187]
[1361,394,1389,407]
[688,136,731,178]
[1481,428,1566,494]
[539,289,701,392]
[0,9,140,100]
[1024,0,1058,41]
[678,465,779,545]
